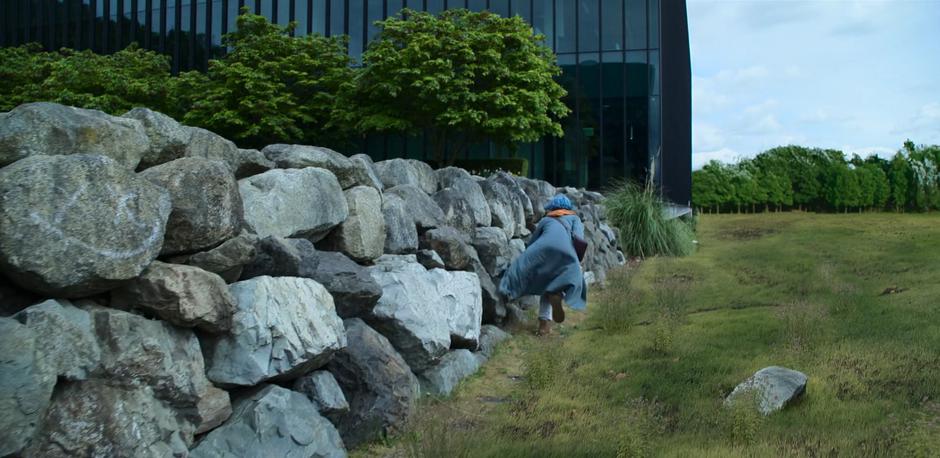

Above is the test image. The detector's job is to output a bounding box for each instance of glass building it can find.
[0,0,691,204]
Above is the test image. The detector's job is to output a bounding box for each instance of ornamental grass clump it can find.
[605,182,695,258]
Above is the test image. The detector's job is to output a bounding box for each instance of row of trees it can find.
[692,142,940,213]
[0,9,568,162]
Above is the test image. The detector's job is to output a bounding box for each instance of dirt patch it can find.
[721,227,778,240]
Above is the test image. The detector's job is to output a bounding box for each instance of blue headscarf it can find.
[544,194,574,211]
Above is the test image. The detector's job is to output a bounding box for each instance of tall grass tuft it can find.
[605,181,695,258]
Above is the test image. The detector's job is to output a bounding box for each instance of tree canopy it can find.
[333,8,569,163]
[692,143,939,213]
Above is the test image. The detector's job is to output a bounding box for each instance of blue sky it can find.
[687,0,940,169]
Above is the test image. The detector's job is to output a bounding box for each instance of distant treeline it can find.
[692,142,940,213]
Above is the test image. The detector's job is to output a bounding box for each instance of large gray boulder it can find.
[238,167,348,241]
[190,385,346,458]
[436,169,492,229]
[475,325,511,363]
[0,102,149,169]
[381,193,419,254]
[490,171,534,227]
[24,382,194,458]
[84,305,222,412]
[0,318,56,457]
[171,232,259,283]
[419,349,481,397]
[472,260,506,325]
[292,370,350,422]
[320,186,386,262]
[480,178,526,238]
[419,226,480,271]
[140,157,244,255]
[725,366,809,415]
[110,261,237,333]
[385,184,445,231]
[0,154,171,297]
[203,276,347,386]
[231,148,276,178]
[367,255,482,369]
[181,127,276,178]
[241,237,382,318]
[515,176,555,224]
[327,318,419,449]
[374,158,421,189]
[262,143,368,190]
[472,227,513,278]
[350,154,384,191]
[122,107,190,169]
[406,159,438,195]
[12,299,100,381]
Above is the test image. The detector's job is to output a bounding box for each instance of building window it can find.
[625,0,644,50]
[601,0,622,51]
[578,0,598,53]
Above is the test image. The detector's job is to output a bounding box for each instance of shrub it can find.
[605,182,695,258]
[176,11,354,149]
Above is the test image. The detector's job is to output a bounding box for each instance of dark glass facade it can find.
[1,0,691,204]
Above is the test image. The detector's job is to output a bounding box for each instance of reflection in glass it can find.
[648,94,660,185]
[427,0,443,14]
[649,49,659,95]
[489,0,508,17]
[311,0,325,34]
[556,0,574,53]
[329,0,342,35]
[386,0,402,18]
[601,0,622,51]
[600,51,624,187]
[295,0,307,34]
[625,50,648,183]
[531,0,551,49]
[510,0,530,22]
[277,0,290,24]
[625,0,644,50]
[579,0,598,53]
[648,0,658,48]
[579,53,600,188]
[467,0,485,12]
[366,0,381,39]
[349,0,363,59]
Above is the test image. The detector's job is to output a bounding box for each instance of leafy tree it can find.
[889,152,912,211]
[335,8,569,163]
[0,43,172,114]
[177,11,354,148]
[0,43,59,111]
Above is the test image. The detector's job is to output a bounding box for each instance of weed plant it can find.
[604,181,695,258]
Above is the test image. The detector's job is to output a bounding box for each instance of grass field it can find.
[358,213,940,457]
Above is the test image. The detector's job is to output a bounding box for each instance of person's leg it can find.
[547,292,565,323]
[537,295,553,336]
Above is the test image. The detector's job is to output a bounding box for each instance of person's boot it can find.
[548,293,565,323]
[537,319,552,336]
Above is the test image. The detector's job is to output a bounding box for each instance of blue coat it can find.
[498,214,587,310]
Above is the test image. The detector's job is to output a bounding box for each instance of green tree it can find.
[177,11,354,148]
[335,8,569,163]
[889,152,912,211]
[0,43,172,114]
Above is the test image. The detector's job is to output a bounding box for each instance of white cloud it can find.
[693,147,739,170]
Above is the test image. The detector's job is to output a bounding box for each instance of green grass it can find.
[356,213,940,457]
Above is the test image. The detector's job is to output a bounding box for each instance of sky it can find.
[687,0,940,169]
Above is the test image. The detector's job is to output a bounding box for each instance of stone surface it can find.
[84,304,218,411]
[173,233,258,283]
[241,237,382,318]
[0,102,149,169]
[480,178,526,238]
[12,299,101,380]
[475,325,511,362]
[327,318,419,449]
[320,186,386,262]
[140,157,243,255]
[0,154,171,297]
[238,167,348,241]
[472,260,506,325]
[292,370,350,422]
[122,107,190,169]
[419,226,480,271]
[191,385,346,458]
[406,159,438,195]
[0,318,56,457]
[490,171,534,228]
[24,382,194,458]
[385,184,445,231]
[194,385,233,435]
[374,158,421,189]
[434,167,491,229]
[515,176,555,224]
[418,349,481,397]
[416,249,445,270]
[231,148,276,178]
[381,193,419,254]
[472,227,513,278]
[110,261,236,333]
[262,143,368,190]
[350,154,384,191]
[725,366,809,415]
[367,255,482,369]
[203,276,347,386]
